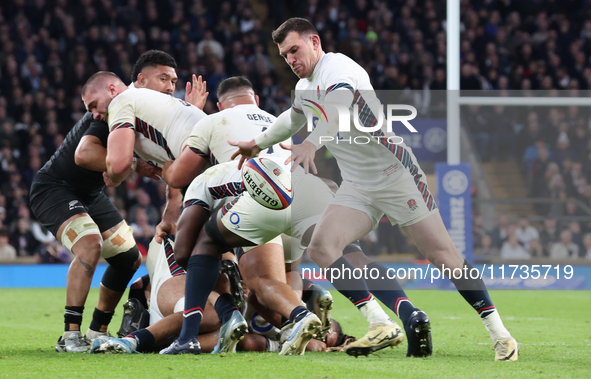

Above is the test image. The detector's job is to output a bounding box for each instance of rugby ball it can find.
[242,157,292,210]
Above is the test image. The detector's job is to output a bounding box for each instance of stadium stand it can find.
[1,0,591,262]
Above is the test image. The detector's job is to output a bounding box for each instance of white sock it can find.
[359,297,392,325]
[63,330,81,338]
[482,309,511,342]
[266,338,281,352]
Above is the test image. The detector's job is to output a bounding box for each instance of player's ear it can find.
[136,72,145,86]
[217,102,224,111]
[254,94,259,106]
[310,34,321,49]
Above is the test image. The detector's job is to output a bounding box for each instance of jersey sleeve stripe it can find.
[291,104,304,114]
[182,199,210,212]
[326,83,355,95]
[111,122,134,131]
[189,147,209,158]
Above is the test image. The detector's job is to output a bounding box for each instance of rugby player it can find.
[230,18,519,361]
[80,70,249,353]
[89,237,282,354]
[159,157,328,355]
[159,76,335,339]
[29,50,207,352]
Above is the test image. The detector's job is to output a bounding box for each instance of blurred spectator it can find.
[9,218,40,257]
[490,214,510,248]
[528,238,544,258]
[549,230,579,259]
[0,229,16,260]
[515,217,539,250]
[568,221,584,254]
[500,234,531,260]
[472,215,488,247]
[474,234,499,261]
[539,218,559,255]
[131,208,156,254]
[128,188,160,226]
[583,233,591,259]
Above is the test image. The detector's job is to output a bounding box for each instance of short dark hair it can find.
[272,17,318,45]
[217,76,254,98]
[81,71,122,96]
[0,229,8,238]
[130,50,177,83]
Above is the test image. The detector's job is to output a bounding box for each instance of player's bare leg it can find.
[404,212,518,361]
[85,221,141,339]
[55,214,102,352]
[306,205,404,356]
[239,242,304,323]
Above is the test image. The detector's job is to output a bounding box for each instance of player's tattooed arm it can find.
[185,74,209,110]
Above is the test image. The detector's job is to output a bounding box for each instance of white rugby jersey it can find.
[108,88,206,167]
[185,103,291,165]
[293,52,419,186]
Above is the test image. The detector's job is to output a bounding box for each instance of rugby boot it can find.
[117,298,149,337]
[55,332,91,353]
[494,337,519,361]
[89,336,138,354]
[404,309,432,357]
[221,260,245,313]
[345,322,404,357]
[279,312,322,355]
[159,336,201,355]
[211,310,249,354]
[304,283,333,341]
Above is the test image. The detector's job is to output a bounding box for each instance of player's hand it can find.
[155,220,177,244]
[185,74,209,110]
[103,172,122,187]
[135,159,162,181]
[288,141,317,174]
[228,139,262,169]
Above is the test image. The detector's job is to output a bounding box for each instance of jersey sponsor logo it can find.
[68,200,84,210]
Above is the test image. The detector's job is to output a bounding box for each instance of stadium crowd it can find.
[1,0,591,262]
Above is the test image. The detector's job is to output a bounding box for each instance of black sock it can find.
[64,306,84,331]
[280,316,289,327]
[289,306,309,324]
[326,257,372,309]
[89,308,114,332]
[214,293,239,324]
[449,260,495,318]
[128,274,150,310]
[128,329,155,352]
[364,262,415,324]
[178,255,221,343]
[301,278,314,303]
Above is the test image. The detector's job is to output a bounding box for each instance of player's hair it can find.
[217,76,254,98]
[0,229,8,239]
[130,50,177,83]
[272,17,319,45]
[81,71,122,96]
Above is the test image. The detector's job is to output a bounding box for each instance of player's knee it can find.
[102,245,140,292]
[62,215,102,257]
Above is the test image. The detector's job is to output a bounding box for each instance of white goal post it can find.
[445,0,591,164]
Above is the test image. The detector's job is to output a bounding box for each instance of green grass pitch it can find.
[1,289,590,378]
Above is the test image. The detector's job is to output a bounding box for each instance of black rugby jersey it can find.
[37,112,109,194]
